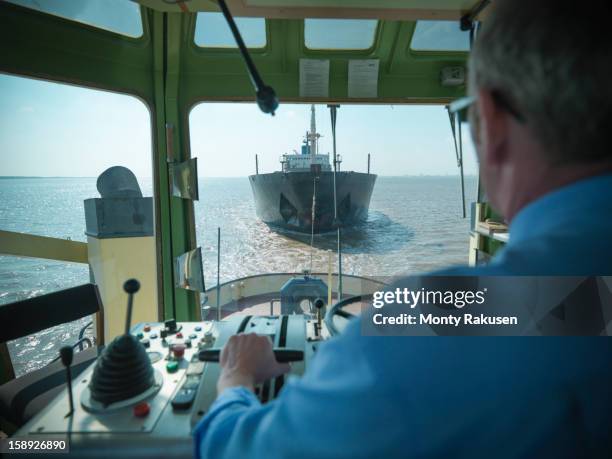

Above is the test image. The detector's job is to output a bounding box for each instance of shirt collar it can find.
[508,173,612,245]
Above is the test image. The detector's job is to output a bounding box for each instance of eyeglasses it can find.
[448,92,525,123]
[448,95,476,115]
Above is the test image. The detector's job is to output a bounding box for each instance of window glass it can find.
[189,103,477,319]
[410,20,470,51]
[0,74,153,376]
[305,19,378,50]
[0,256,91,377]
[195,12,266,48]
[6,0,143,38]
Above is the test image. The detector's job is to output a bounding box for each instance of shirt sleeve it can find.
[191,316,606,458]
[193,386,261,459]
[192,321,399,459]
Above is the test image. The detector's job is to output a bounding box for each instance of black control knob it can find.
[60,346,75,416]
[123,278,141,335]
[164,319,177,333]
[60,346,74,367]
[123,279,140,294]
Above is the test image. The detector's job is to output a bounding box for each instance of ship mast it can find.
[307,104,320,163]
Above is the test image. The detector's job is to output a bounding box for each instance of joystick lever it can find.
[87,278,156,407]
[60,346,74,417]
[123,278,140,335]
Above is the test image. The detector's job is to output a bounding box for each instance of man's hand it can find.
[217,333,291,394]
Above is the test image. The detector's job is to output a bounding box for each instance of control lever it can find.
[123,278,140,335]
[60,346,74,417]
[314,298,325,336]
[198,349,304,363]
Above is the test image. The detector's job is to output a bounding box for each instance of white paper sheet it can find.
[299,59,330,98]
[348,59,380,98]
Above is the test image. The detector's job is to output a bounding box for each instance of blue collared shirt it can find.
[455,173,612,276]
[194,174,612,458]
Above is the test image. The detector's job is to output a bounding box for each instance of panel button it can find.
[183,375,200,390]
[133,402,150,417]
[150,333,158,339]
[171,388,196,410]
[144,325,151,332]
[186,361,205,376]
[172,344,186,360]
[195,326,202,332]
[202,331,214,344]
[166,361,179,373]
[140,338,150,348]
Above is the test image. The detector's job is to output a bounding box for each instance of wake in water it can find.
[271,211,415,255]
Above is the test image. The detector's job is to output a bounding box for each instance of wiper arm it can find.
[218,0,279,116]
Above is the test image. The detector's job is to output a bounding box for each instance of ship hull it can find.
[249,171,377,233]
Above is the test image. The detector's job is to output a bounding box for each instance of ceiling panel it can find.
[246,0,477,10]
[136,0,483,19]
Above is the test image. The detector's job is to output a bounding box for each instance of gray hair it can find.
[469,0,612,165]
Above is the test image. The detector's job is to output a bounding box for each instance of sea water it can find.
[0,175,477,376]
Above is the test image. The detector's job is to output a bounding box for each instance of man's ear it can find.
[476,88,509,166]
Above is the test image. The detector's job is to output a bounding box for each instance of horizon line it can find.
[0,174,479,179]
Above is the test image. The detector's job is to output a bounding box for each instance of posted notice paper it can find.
[348,59,380,98]
[299,59,330,98]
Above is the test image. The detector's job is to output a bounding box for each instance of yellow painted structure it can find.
[87,236,159,342]
[0,230,88,264]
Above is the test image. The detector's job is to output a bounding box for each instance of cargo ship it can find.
[249,105,377,233]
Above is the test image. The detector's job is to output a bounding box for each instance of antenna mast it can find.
[307,104,320,163]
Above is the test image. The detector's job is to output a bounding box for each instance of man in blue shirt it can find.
[195,0,612,457]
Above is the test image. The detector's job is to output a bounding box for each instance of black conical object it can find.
[89,334,155,406]
[89,278,154,406]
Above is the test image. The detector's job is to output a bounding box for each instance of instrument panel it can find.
[13,315,323,458]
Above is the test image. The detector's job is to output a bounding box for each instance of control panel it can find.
[14,314,323,458]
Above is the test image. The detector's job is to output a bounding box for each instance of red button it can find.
[176,332,183,339]
[172,344,186,359]
[133,402,150,417]
[144,325,151,332]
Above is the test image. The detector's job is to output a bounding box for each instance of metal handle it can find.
[198,348,304,363]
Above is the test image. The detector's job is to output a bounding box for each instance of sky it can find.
[0,73,478,178]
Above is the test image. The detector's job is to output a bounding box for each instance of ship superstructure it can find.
[249,105,376,233]
[281,105,332,173]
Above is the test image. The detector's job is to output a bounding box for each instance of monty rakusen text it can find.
[370,288,518,327]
